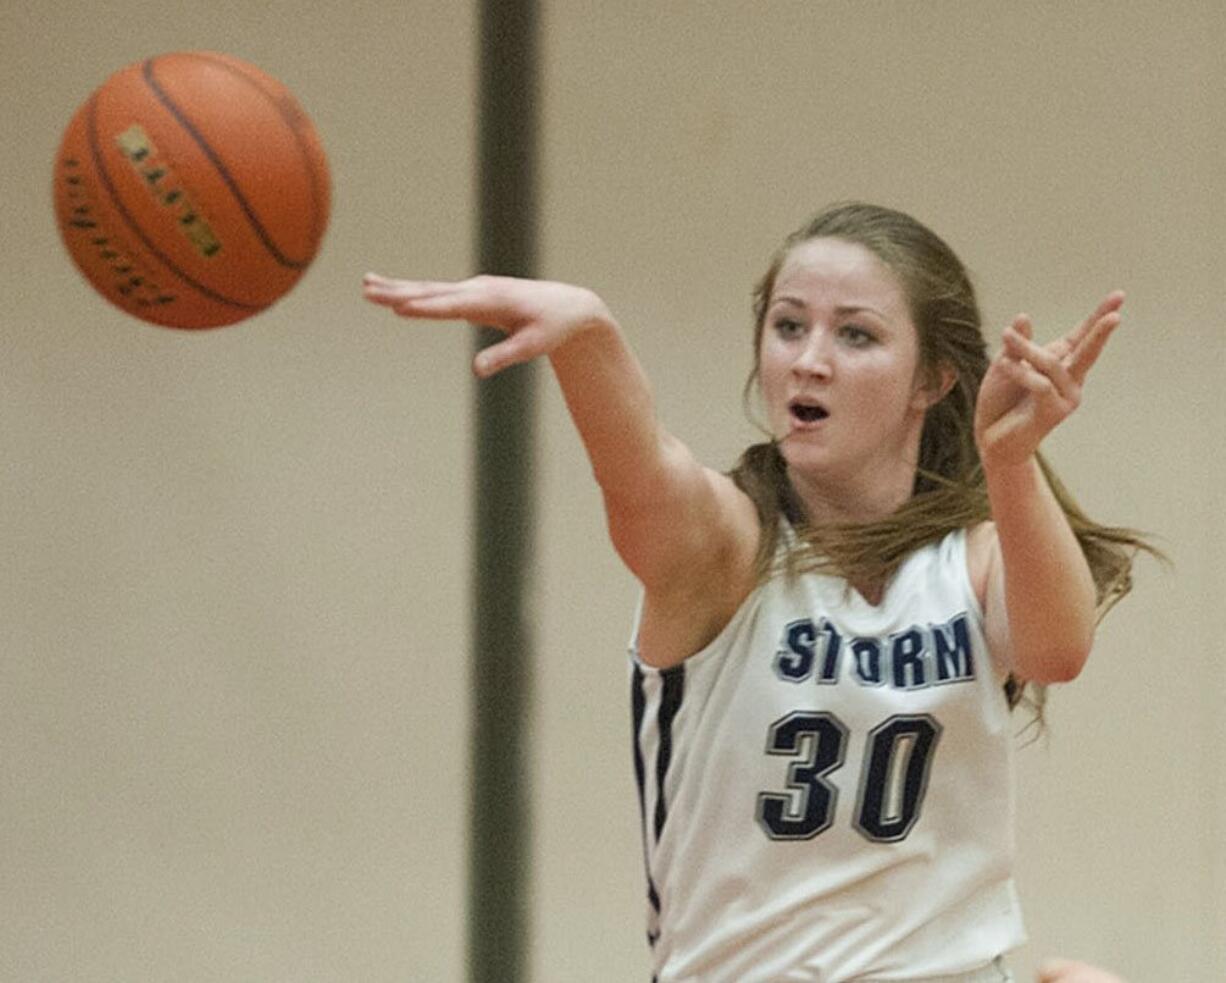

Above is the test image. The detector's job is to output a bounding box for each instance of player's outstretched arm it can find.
[971,291,1124,683]
[362,274,758,601]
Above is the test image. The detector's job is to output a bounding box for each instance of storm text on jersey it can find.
[772,612,975,690]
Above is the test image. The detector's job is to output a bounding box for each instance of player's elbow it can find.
[1017,643,1091,685]
[1039,653,1089,684]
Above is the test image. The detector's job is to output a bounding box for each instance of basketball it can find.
[53,51,330,330]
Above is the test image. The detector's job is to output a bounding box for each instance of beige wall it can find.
[3,2,1221,981]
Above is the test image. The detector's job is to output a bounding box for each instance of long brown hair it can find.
[730,202,1153,709]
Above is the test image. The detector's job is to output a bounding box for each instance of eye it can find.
[838,323,876,347]
[772,316,806,340]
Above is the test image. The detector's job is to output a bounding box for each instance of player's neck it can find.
[787,465,914,528]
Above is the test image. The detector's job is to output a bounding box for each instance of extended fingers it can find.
[362,273,521,326]
[1002,315,1078,402]
[362,273,456,305]
[1066,308,1121,382]
[997,351,1058,398]
[1086,289,1126,325]
[1065,290,1125,352]
[363,273,557,377]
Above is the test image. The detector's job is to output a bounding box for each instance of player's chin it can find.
[775,437,834,476]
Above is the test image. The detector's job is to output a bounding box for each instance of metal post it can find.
[469,2,538,980]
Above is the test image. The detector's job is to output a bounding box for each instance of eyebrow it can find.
[770,295,888,319]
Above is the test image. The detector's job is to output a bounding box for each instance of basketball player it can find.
[363,203,1149,981]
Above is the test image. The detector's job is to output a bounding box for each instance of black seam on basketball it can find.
[85,93,262,312]
[143,56,316,269]
[189,52,328,252]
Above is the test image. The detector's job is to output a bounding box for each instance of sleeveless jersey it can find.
[629,528,1026,981]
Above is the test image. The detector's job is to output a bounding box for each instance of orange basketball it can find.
[53,51,330,329]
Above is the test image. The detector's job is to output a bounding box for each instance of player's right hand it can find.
[362,273,613,378]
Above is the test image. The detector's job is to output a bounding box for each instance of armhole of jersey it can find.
[627,585,762,676]
[952,525,1013,682]
[627,591,647,660]
[628,517,782,674]
[952,526,987,628]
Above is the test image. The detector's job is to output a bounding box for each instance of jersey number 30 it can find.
[756,711,941,842]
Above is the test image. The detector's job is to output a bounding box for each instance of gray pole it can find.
[469,2,537,981]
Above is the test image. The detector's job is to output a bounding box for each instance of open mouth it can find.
[789,400,829,424]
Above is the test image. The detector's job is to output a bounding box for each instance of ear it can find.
[911,361,957,411]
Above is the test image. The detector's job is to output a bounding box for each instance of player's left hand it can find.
[973,291,1124,469]
[1036,957,1127,982]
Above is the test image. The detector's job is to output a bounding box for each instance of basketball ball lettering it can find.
[115,123,222,258]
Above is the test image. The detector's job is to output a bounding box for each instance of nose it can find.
[792,328,834,380]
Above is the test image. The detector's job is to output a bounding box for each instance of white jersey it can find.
[629,528,1025,982]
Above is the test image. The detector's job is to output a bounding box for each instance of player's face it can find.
[758,237,935,500]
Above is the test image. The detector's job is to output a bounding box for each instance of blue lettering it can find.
[891,629,928,690]
[775,614,974,691]
[852,638,883,686]
[817,620,843,684]
[933,614,974,682]
[775,619,817,682]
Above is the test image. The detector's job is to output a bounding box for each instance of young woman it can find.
[364,203,1147,982]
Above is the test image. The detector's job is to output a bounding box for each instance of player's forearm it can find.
[985,455,1097,682]
[547,317,674,506]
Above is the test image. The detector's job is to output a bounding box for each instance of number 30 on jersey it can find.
[756,711,941,842]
